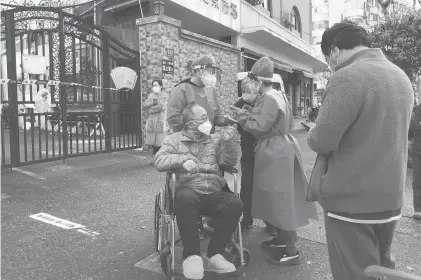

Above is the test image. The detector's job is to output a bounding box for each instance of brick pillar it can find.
[137,15,182,149]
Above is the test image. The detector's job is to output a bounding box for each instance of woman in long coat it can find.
[231,57,317,265]
[144,79,168,155]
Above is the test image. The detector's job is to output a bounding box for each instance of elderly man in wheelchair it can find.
[154,102,243,280]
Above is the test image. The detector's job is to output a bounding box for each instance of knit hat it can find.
[249,57,274,83]
[192,55,221,70]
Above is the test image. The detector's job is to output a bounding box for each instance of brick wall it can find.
[137,15,241,148]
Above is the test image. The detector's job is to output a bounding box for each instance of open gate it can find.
[1,6,142,168]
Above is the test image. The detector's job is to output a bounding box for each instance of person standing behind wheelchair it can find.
[143,79,168,156]
[230,57,318,265]
[154,103,241,280]
[233,77,259,232]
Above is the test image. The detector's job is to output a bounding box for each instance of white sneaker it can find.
[207,254,236,274]
[182,255,204,280]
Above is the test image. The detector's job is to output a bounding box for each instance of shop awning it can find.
[242,49,293,73]
[241,26,327,73]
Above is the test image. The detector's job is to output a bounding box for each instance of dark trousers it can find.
[152,146,161,155]
[324,212,397,280]
[175,187,243,259]
[264,221,298,244]
[413,153,421,212]
[240,155,255,222]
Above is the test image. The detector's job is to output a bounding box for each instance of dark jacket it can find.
[410,104,421,156]
[235,98,258,158]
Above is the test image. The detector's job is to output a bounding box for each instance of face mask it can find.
[201,72,217,88]
[248,80,261,95]
[242,93,257,103]
[327,47,340,73]
[152,86,161,93]
[197,121,212,136]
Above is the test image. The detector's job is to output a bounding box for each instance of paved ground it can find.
[2,119,421,280]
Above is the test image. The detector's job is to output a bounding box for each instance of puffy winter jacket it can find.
[154,131,238,194]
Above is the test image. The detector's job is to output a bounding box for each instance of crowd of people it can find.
[146,20,419,280]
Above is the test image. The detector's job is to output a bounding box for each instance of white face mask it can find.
[201,72,217,88]
[152,86,161,93]
[197,121,212,135]
[327,47,340,73]
[248,80,261,95]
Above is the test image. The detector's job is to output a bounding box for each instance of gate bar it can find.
[58,11,69,159]
[5,11,20,167]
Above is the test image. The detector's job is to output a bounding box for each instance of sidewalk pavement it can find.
[1,122,420,280]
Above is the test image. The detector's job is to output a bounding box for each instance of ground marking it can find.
[13,168,46,180]
[29,213,85,229]
[29,212,100,237]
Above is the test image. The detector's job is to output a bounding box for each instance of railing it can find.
[240,1,325,62]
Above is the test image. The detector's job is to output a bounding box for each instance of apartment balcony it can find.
[240,0,326,72]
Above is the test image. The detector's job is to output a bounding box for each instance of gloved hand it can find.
[242,104,253,113]
[182,160,199,174]
[225,116,238,126]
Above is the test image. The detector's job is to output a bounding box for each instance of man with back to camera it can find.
[307,21,414,279]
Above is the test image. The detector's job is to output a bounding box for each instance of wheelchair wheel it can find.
[154,192,161,252]
[230,248,251,268]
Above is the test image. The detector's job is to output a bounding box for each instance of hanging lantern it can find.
[152,0,166,15]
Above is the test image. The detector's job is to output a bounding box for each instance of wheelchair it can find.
[153,166,251,280]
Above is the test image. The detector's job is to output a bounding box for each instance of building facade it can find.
[77,0,326,120]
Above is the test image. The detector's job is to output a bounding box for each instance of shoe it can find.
[268,250,300,265]
[241,219,253,231]
[182,255,204,280]
[203,219,215,233]
[261,237,286,251]
[414,212,421,220]
[265,224,277,236]
[207,254,236,274]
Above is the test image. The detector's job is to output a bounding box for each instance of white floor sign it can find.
[29,213,85,229]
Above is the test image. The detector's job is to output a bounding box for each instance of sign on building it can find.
[162,60,174,75]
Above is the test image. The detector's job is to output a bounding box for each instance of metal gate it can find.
[1,6,142,168]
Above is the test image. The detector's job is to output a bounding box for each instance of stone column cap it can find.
[136,15,182,27]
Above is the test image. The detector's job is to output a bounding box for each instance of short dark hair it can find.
[181,102,200,126]
[321,20,371,56]
[151,79,163,88]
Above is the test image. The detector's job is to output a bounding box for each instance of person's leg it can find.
[374,220,397,269]
[324,212,381,280]
[263,221,277,236]
[174,187,202,259]
[240,155,255,228]
[412,153,421,217]
[267,228,299,265]
[203,191,242,273]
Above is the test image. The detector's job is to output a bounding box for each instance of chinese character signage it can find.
[162,60,174,74]
[166,48,174,58]
[203,0,238,19]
